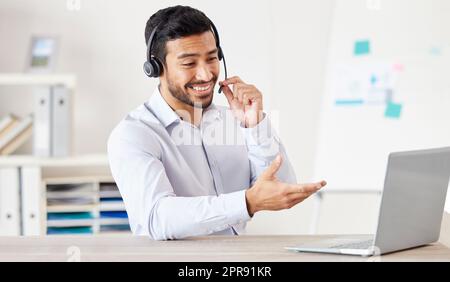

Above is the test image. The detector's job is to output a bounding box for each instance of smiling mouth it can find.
[186,82,213,96]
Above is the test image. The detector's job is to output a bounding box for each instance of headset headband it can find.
[146,23,160,62]
[146,21,222,61]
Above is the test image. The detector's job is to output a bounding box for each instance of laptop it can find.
[286,147,450,256]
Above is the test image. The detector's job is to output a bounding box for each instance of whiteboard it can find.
[314,0,450,198]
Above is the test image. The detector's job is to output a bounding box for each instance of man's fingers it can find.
[221,85,234,105]
[286,184,326,204]
[220,76,244,86]
[286,181,327,194]
[232,83,248,103]
[261,155,282,180]
[233,84,241,102]
[220,82,247,102]
[219,80,259,106]
[287,194,306,207]
[287,194,311,208]
[243,92,262,105]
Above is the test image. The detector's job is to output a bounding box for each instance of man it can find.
[108,5,326,240]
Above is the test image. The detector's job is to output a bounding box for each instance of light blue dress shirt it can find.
[107,88,297,240]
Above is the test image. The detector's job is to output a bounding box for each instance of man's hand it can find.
[219,76,264,128]
[245,155,327,217]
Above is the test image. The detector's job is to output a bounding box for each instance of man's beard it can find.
[167,75,217,109]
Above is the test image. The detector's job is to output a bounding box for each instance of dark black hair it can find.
[145,5,214,66]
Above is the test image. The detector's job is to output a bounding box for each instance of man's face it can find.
[162,31,220,109]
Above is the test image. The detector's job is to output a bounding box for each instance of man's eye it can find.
[208,57,218,62]
[182,63,195,67]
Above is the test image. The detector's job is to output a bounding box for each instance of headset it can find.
[143,20,228,93]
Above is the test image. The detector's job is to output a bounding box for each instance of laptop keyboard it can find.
[330,240,374,249]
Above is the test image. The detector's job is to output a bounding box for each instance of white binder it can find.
[0,168,20,235]
[21,167,42,235]
[33,86,72,157]
[52,86,71,157]
[33,87,52,157]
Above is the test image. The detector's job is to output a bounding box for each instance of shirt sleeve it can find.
[240,113,297,186]
[107,121,251,240]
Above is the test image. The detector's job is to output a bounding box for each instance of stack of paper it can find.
[47,183,96,206]
[47,212,95,227]
[98,183,130,233]
[46,183,96,235]
[47,226,93,235]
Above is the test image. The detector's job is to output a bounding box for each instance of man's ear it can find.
[159,60,168,78]
[159,70,168,89]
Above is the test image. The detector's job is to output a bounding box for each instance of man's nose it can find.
[195,64,213,82]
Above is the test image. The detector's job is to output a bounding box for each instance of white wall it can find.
[0,0,274,154]
[0,0,332,171]
[0,0,385,235]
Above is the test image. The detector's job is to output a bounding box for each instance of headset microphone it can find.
[218,53,227,94]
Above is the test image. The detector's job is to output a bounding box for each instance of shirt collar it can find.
[147,87,221,128]
[147,87,181,128]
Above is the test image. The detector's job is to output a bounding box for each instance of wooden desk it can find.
[1,235,449,262]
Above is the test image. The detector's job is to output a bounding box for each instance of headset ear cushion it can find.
[143,61,154,77]
[150,58,162,77]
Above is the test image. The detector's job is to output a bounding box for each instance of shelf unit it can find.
[0,154,131,236]
[0,73,76,157]
[0,73,76,88]
[43,176,130,235]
